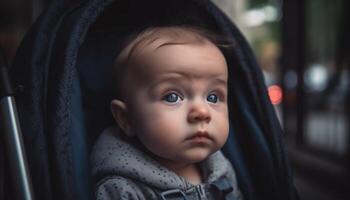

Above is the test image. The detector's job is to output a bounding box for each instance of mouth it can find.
[185,131,212,142]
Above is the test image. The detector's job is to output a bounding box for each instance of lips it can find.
[186,131,212,141]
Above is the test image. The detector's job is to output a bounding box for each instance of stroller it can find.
[1,0,299,199]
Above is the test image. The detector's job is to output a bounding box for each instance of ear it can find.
[111,99,135,137]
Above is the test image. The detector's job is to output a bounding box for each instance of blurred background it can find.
[1,0,349,199]
[212,0,350,199]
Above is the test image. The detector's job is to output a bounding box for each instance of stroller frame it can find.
[1,0,299,199]
[0,63,34,200]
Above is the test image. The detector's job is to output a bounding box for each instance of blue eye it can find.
[207,94,218,103]
[163,93,182,103]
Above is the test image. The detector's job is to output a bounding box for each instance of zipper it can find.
[195,184,207,200]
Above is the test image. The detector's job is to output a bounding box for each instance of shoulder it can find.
[95,176,158,200]
[95,176,144,200]
[204,151,244,199]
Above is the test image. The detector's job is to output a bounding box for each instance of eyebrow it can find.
[150,74,185,88]
[212,78,228,87]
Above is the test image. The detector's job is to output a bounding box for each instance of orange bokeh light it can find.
[268,85,283,105]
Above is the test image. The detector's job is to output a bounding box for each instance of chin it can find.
[185,150,213,163]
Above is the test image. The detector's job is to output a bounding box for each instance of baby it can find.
[91,26,242,200]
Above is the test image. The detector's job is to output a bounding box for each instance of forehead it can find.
[116,26,215,64]
[143,42,227,76]
[118,27,228,85]
[133,45,228,89]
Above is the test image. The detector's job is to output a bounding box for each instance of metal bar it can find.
[0,96,35,200]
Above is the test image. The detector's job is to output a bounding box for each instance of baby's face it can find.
[116,34,229,165]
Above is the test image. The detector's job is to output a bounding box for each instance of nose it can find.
[187,101,211,123]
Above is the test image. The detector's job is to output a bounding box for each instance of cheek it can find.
[220,119,229,140]
[134,107,186,156]
[131,104,186,140]
[212,110,229,144]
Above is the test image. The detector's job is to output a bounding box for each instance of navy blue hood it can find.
[10,0,298,199]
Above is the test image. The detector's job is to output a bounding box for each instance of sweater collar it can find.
[91,126,230,190]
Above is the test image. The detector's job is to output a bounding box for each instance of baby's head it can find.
[111,26,229,166]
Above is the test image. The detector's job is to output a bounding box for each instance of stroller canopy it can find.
[10,0,297,199]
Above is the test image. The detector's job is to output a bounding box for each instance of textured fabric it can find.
[9,0,299,199]
[91,126,243,200]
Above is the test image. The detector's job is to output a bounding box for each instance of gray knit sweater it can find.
[91,126,242,200]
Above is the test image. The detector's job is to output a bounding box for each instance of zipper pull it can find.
[195,184,207,200]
